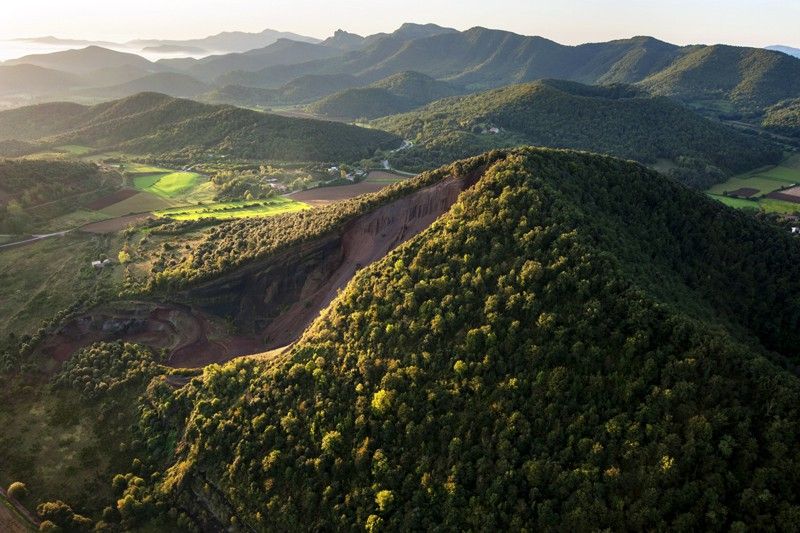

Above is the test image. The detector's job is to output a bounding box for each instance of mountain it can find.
[762,98,800,137]
[0,64,83,95]
[141,44,207,55]
[0,92,400,161]
[13,36,118,47]
[122,148,800,530]
[3,46,156,74]
[307,71,460,119]
[321,29,367,51]
[228,30,684,90]
[160,39,343,82]
[766,45,800,58]
[78,72,210,99]
[225,28,800,118]
[128,28,320,54]
[218,23,465,88]
[638,44,800,113]
[374,79,781,186]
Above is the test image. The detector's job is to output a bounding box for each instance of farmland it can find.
[155,196,310,221]
[290,170,411,205]
[133,170,205,198]
[706,154,800,212]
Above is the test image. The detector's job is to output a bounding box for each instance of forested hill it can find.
[126,148,800,530]
[0,92,400,162]
[375,79,781,186]
[638,44,800,113]
[307,71,460,119]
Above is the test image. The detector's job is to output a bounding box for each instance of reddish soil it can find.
[290,182,389,205]
[260,174,479,348]
[728,187,759,198]
[85,188,139,210]
[39,301,263,368]
[81,213,153,233]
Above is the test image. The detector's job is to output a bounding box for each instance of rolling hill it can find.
[128,28,320,54]
[3,46,157,74]
[200,74,363,108]
[374,79,782,186]
[638,44,800,113]
[767,45,800,59]
[0,92,401,161]
[0,64,83,95]
[78,72,210,99]
[113,148,800,530]
[307,71,459,119]
[161,39,344,82]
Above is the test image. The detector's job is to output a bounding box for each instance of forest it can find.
[52,148,800,531]
[374,80,782,186]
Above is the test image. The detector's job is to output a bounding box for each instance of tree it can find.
[7,481,27,500]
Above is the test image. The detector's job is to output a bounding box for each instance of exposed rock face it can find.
[42,173,479,367]
[182,174,477,351]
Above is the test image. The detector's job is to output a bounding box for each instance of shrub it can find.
[7,481,27,500]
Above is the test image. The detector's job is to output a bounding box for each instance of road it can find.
[0,230,71,250]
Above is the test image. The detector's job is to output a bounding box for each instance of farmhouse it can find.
[91,258,114,269]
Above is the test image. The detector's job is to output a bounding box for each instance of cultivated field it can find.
[707,154,800,213]
[291,171,411,205]
[98,192,174,217]
[155,197,310,221]
[134,171,205,198]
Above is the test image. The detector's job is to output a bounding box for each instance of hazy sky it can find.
[1,0,798,47]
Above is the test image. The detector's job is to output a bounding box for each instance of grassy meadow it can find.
[155,196,310,221]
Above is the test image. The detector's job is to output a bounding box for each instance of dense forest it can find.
[73,148,800,531]
[374,80,781,186]
[0,93,401,162]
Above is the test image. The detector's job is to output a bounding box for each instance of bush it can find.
[7,481,27,500]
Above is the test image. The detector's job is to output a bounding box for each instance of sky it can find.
[0,0,797,47]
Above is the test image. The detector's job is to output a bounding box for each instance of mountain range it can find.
[3,24,800,127]
[0,92,399,161]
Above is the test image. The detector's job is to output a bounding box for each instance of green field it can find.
[155,196,310,221]
[57,145,92,156]
[706,154,800,213]
[706,194,760,209]
[133,171,205,198]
